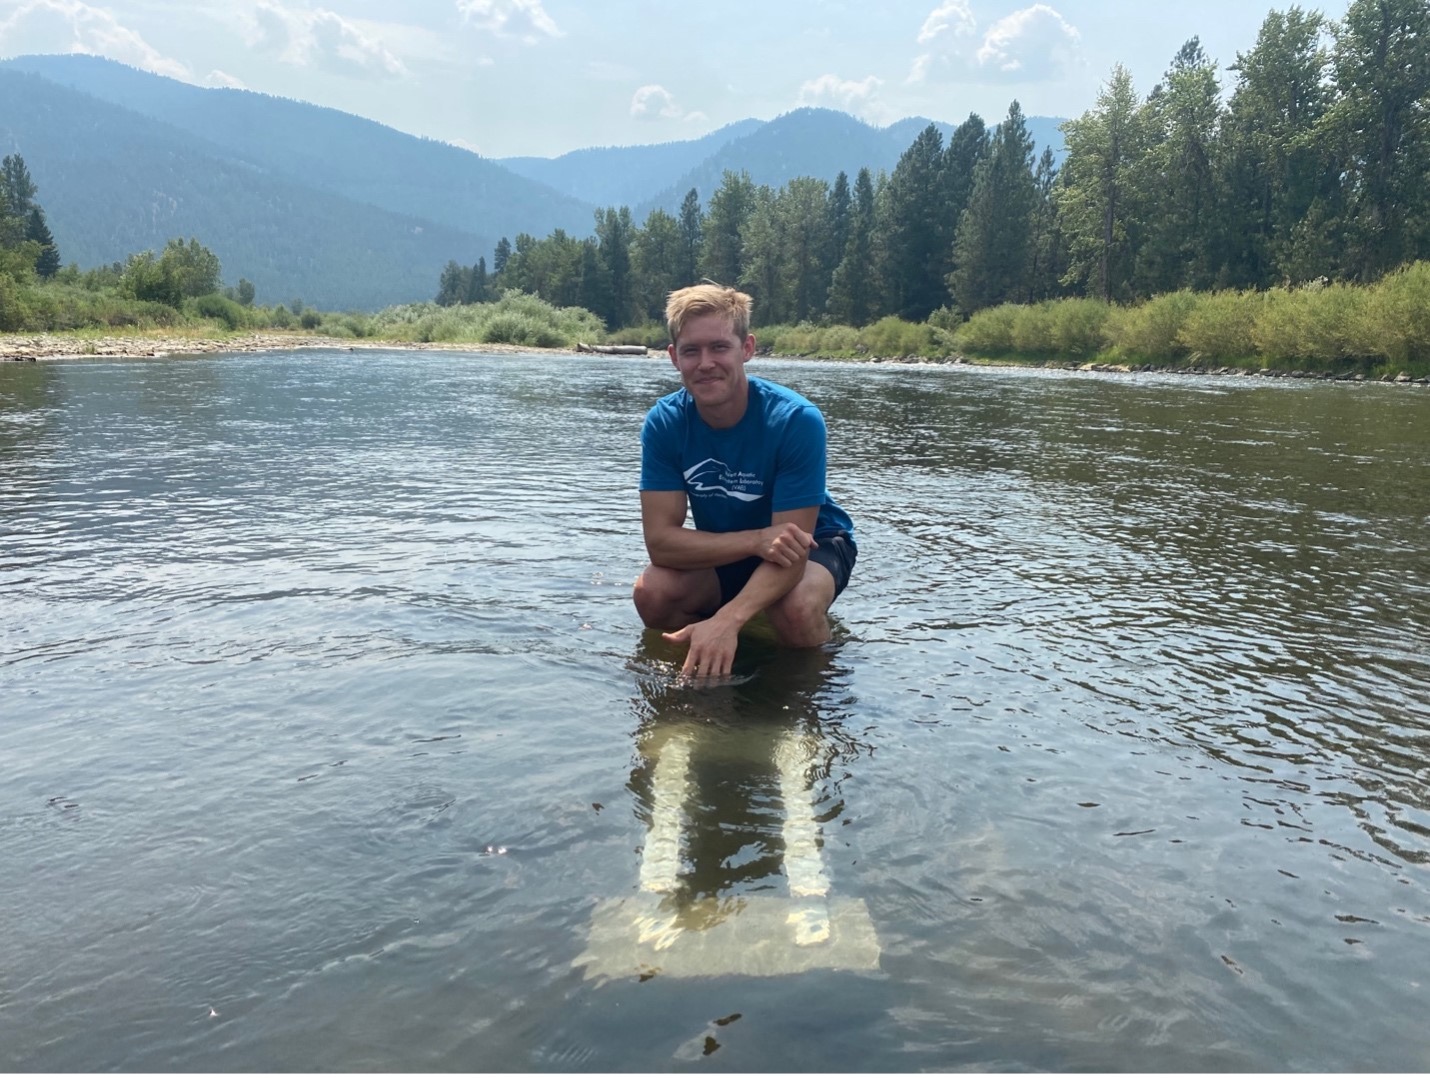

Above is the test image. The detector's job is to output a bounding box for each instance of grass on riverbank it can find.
[953,262,1430,379]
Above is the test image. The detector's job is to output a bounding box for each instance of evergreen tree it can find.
[1027,148,1067,302]
[738,186,787,322]
[940,113,990,297]
[677,188,703,288]
[826,171,852,280]
[493,236,512,275]
[577,238,611,323]
[236,277,256,306]
[881,123,950,320]
[1217,7,1335,287]
[1057,64,1146,302]
[781,176,833,323]
[632,208,684,321]
[1134,39,1223,294]
[947,101,1039,313]
[0,155,37,219]
[827,168,877,326]
[26,207,60,279]
[595,206,635,326]
[437,260,468,306]
[702,171,756,285]
[1322,0,1430,278]
[467,257,489,304]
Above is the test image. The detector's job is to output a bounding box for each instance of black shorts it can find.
[715,531,858,607]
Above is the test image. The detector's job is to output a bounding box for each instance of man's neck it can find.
[694,381,751,430]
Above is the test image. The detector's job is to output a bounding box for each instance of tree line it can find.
[438,0,1430,331]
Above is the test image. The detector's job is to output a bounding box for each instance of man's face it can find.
[668,312,754,419]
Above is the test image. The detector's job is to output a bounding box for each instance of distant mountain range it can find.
[0,54,1067,311]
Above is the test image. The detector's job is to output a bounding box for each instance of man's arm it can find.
[662,506,820,677]
[641,490,816,571]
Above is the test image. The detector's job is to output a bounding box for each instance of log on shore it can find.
[576,342,649,355]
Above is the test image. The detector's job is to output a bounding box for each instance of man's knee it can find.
[767,566,835,647]
[633,564,716,629]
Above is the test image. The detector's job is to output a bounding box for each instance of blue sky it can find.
[0,0,1353,158]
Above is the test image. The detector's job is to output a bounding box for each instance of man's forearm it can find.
[644,524,759,570]
[708,557,805,630]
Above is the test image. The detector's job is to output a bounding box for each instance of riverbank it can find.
[0,331,563,361]
[3,331,1427,384]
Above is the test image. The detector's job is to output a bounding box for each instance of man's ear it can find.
[742,335,756,361]
[667,343,679,368]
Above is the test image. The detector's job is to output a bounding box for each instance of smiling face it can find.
[668,311,756,428]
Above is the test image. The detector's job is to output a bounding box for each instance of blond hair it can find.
[665,283,753,345]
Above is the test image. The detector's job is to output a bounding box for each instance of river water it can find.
[1,349,1427,1071]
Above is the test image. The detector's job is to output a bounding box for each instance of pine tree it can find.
[827,168,877,326]
[26,207,60,279]
[947,101,1039,313]
[677,188,702,288]
[702,171,756,286]
[881,124,949,321]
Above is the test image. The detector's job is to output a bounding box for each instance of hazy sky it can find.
[0,0,1353,159]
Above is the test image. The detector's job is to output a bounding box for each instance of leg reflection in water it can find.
[574,630,880,981]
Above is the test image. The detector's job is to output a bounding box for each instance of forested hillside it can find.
[0,69,493,310]
[0,54,597,247]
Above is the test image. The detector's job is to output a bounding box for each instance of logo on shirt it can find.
[684,458,765,502]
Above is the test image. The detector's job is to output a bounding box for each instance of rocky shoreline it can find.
[0,332,554,361]
[2,332,1425,384]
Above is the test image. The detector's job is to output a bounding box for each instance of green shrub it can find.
[191,293,249,330]
[1251,284,1373,365]
[954,304,1019,354]
[299,310,322,330]
[1107,290,1198,361]
[1048,298,1111,357]
[481,310,565,347]
[861,315,938,358]
[1009,302,1056,354]
[0,273,32,331]
[1177,290,1258,363]
[1363,261,1430,366]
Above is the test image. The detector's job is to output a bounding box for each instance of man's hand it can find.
[663,616,740,679]
[754,522,818,567]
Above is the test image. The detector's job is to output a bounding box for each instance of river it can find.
[2,350,1427,1070]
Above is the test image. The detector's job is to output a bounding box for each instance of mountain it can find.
[631,107,1068,219]
[504,109,1068,220]
[0,67,497,310]
[497,119,764,211]
[1,53,597,249]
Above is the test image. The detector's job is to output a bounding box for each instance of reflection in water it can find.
[576,630,880,980]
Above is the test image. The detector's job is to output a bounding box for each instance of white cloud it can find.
[917,0,975,45]
[976,4,1080,75]
[205,68,246,89]
[630,83,683,120]
[0,0,191,80]
[798,73,884,117]
[246,1,405,79]
[456,0,561,42]
[909,1,1080,83]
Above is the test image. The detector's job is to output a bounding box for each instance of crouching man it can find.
[633,283,857,678]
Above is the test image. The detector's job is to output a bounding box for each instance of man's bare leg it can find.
[633,563,722,630]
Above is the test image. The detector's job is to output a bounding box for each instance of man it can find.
[633,283,857,678]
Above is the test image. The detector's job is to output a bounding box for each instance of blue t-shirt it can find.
[640,376,855,545]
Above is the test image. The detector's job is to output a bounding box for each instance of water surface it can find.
[2,351,1428,1070]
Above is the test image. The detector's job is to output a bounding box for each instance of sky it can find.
[0,0,1355,159]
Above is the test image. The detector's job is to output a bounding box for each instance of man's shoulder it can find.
[750,377,823,425]
[644,388,692,423]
